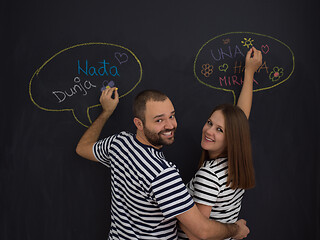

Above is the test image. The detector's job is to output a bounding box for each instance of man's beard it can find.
[143,127,176,147]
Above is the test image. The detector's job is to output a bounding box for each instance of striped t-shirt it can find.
[178,158,245,240]
[93,131,194,240]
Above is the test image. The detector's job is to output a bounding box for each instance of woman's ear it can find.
[133,117,143,130]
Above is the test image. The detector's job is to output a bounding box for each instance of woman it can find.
[178,47,262,240]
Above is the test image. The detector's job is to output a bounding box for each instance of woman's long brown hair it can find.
[198,104,255,190]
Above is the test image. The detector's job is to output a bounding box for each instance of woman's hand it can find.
[245,46,262,75]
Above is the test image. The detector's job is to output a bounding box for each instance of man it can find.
[76,88,249,239]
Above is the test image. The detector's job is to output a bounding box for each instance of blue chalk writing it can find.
[78,59,120,77]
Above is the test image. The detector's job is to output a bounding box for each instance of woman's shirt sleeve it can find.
[190,167,221,206]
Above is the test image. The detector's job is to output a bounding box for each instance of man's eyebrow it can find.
[153,114,164,119]
[153,111,175,119]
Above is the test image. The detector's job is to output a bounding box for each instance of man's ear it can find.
[133,117,143,130]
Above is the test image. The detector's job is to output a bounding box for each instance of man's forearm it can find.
[76,87,119,161]
[76,110,112,160]
[177,206,246,240]
[206,221,239,240]
[181,218,240,240]
[222,222,239,239]
[178,221,200,240]
[81,111,111,142]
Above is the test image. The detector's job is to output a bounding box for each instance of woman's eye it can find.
[217,128,223,133]
[207,120,212,126]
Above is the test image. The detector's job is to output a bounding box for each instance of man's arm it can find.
[177,205,249,240]
[237,47,262,119]
[76,87,119,161]
[179,203,212,240]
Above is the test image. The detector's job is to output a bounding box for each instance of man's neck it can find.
[135,131,163,149]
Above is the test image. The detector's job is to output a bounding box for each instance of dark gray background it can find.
[1,0,319,239]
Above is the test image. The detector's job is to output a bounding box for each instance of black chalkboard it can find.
[2,1,319,240]
[29,42,142,127]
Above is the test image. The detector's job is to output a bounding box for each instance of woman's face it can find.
[201,110,227,159]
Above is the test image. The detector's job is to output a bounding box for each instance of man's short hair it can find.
[133,90,168,123]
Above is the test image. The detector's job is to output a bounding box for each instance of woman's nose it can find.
[205,126,215,135]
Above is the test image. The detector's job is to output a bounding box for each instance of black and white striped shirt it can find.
[178,158,244,240]
[93,131,194,239]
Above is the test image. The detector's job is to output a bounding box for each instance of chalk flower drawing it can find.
[241,38,254,48]
[269,67,284,82]
[201,63,214,77]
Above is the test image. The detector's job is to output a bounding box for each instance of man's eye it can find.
[156,119,162,123]
[170,115,175,119]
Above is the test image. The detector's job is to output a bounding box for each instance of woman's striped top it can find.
[178,157,244,240]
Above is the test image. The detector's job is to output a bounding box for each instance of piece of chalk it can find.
[251,48,254,57]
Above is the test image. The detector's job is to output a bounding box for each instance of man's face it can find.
[142,99,177,148]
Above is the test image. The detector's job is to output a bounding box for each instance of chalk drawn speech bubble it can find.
[29,42,142,127]
[194,32,295,103]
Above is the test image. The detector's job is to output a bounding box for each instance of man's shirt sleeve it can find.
[151,167,194,219]
[93,135,116,168]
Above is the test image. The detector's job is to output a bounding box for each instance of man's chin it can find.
[161,137,175,146]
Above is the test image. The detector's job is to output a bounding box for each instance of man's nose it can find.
[164,119,175,129]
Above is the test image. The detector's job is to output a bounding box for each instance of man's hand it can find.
[233,219,250,239]
[100,87,119,115]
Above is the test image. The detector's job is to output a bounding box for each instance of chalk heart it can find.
[115,52,129,64]
[218,63,228,72]
[261,45,269,54]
